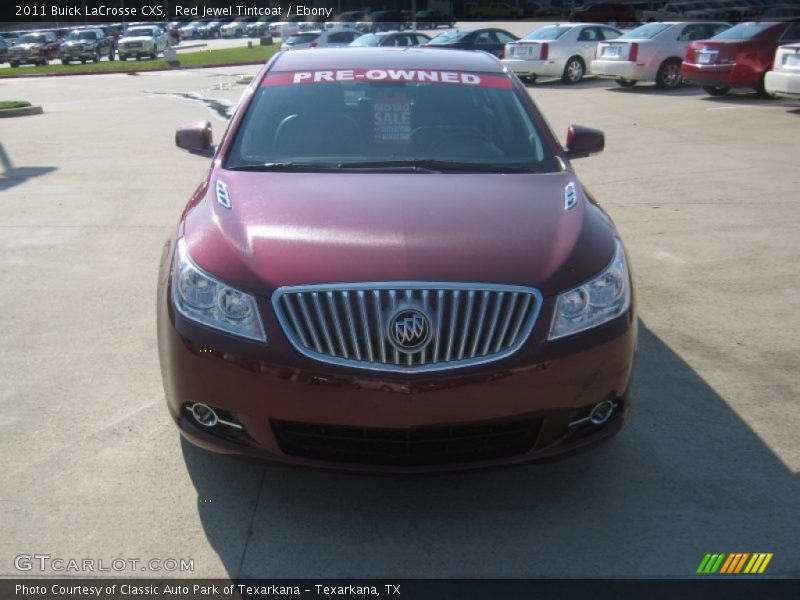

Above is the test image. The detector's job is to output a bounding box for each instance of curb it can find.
[0,105,44,118]
[0,60,267,80]
[174,43,209,51]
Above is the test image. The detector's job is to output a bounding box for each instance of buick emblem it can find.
[387,308,432,353]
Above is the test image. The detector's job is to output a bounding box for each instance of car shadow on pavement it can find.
[529,77,612,90]
[0,143,57,193]
[182,320,799,578]
[606,84,706,97]
[698,92,791,107]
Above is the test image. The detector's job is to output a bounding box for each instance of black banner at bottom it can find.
[3,579,800,600]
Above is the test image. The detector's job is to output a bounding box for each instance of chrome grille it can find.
[272,282,542,373]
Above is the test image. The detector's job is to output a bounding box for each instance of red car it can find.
[681,20,800,96]
[158,48,637,473]
[6,31,61,67]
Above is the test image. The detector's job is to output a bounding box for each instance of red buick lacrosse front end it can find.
[157,48,637,473]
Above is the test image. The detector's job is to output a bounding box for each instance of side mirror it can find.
[564,124,604,159]
[175,121,213,156]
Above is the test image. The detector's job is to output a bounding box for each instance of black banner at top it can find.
[2,0,795,25]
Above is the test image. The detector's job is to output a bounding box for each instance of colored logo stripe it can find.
[697,553,773,574]
[744,553,773,574]
[720,553,749,573]
[697,553,726,574]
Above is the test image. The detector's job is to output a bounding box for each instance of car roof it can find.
[372,31,421,37]
[269,47,504,73]
[448,27,511,33]
[541,22,599,28]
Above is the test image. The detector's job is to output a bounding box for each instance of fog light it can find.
[589,400,615,425]
[190,403,218,428]
[568,400,618,428]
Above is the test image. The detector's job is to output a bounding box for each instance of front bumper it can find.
[765,70,800,99]
[9,53,42,64]
[501,58,564,78]
[118,45,147,56]
[158,257,637,474]
[61,47,97,60]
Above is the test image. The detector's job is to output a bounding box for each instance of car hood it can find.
[119,36,153,42]
[182,171,616,298]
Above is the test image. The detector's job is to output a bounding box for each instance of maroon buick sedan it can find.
[157,48,637,473]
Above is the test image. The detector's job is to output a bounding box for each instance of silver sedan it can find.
[502,23,623,84]
[592,21,731,89]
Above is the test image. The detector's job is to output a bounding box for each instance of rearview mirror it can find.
[564,124,604,159]
[175,121,213,156]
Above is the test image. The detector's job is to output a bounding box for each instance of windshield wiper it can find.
[226,160,537,174]
[334,160,537,173]
[226,162,341,172]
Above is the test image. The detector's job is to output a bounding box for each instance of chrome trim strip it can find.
[271,282,544,374]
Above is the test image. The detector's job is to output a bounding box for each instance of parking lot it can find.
[1,61,799,578]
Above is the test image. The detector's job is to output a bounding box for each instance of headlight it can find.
[548,238,631,340]
[171,238,266,342]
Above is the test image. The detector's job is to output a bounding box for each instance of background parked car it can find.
[7,31,60,67]
[0,31,19,45]
[220,21,247,38]
[765,41,800,98]
[280,28,363,50]
[325,11,364,30]
[426,27,519,58]
[350,31,432,47]
[503,23,622,83]
[178,22,201,40]
[117,25,167,61]
[299,16,328,32]
[356,10,408,33]
[60,28,115,64]
[246,21,271,37]
[100,24,125,46]
[415,10,455,28]
[0,37,8,64]
[270,21,301,38]
[196,21,222,39]
[682,20,800,96]
[592,21,731,89]
[572,2,637,25]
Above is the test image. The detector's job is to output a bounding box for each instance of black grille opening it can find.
[272,418,542,466]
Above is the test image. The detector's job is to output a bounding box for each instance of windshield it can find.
[67,31,98,41]
[350,34,381,46]
[17,34,46,44]
[523,26,570,41]
[125,28,154,37]
[621,23,671,39]
[712,22,772,40]
[225,69,559,173]
[427,30,467,45]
